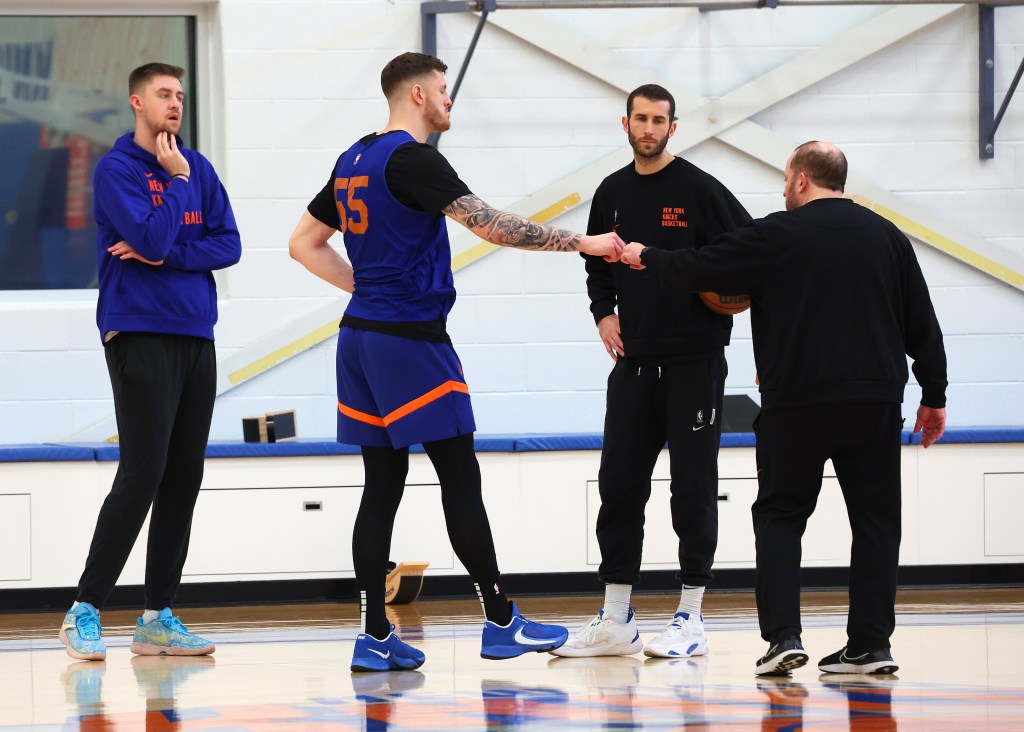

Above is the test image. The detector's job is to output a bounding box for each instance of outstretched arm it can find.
[443,194,622,261]
[288,210,355,293]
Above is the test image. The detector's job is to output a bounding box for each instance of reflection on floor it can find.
[3,589,1023,730]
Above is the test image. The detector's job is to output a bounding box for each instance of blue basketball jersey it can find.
[333,131,456,322]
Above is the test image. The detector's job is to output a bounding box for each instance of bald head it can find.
[783,141,847,211]
[790,141,847,192]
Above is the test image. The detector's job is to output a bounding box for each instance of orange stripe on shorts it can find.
[337,401,386,427]
[383,380,469,426]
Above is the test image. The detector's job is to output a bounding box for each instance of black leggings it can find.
[354,433,509,638]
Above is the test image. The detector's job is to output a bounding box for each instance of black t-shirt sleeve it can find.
[305,141,471,227]
[386,143,472,217]
[307,155,344,230]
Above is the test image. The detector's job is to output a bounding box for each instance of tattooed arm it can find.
[443,194,623,261]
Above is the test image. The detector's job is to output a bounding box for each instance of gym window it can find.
[0,15,195,290]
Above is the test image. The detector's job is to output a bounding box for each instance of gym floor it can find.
[2,587,1023,730]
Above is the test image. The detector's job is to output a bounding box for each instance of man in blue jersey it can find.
[289,52,624,672]
[59,63,241,661]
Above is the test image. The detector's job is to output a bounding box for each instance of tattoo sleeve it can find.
[443,194,581,251]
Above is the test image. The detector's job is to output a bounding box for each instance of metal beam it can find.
[427,0,495,148]
[979,5,1024,159]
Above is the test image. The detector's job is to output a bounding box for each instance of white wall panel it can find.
[0,494,30,580]
[1,439,1021,591]
[0,1,1020,443]
[984,473,1024,556]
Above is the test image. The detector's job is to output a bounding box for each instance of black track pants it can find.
[596,351,726,587]
[752,401,903,650]
[77,333,216,610]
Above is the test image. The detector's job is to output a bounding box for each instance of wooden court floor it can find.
[2,588,1023,730]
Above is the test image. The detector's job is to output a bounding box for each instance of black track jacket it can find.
[640,197,947,410]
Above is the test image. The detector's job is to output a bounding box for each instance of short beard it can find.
[427,107,451,134]
[628,131,669,160]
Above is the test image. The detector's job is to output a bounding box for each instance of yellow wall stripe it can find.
[852,195,1024,289]
[228,193,585,388]
[229,320,340,385]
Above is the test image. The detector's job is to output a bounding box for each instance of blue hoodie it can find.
[94,133,241,342]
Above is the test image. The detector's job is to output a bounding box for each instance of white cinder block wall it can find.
[0,1,1021,443]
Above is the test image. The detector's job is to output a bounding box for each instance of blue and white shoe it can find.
[481,602,569,659]
[643,612,709,658]
[130,608,215,656]
[59,603,106,661]
[550,608,643,657]
[351,627,426,673]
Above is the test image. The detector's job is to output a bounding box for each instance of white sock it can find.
[604,583,632,623]
[142,609,160,624]
[677,585,705,617]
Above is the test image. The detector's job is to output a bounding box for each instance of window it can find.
[0,16,195,290]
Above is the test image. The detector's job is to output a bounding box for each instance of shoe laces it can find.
[161,613,189,634]
[76,612,103,641]
[575,612,611,643]
[662,613,697,639]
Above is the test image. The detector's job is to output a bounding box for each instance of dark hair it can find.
[129,63,185,95]
[381,52,448,99]
[626,84,676,122]
[790,141,847,192]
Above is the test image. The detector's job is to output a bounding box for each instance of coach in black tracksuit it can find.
[622,141,947,676]
[572,84,750,658]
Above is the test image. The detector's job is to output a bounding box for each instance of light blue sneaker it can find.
[481,602,569,659]
[130,608,215,656]
[351,626,426,673]
[59,602,106,661]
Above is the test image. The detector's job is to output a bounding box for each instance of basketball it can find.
[700,291,751,315]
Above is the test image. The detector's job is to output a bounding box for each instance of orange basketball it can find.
[700,291,750,315]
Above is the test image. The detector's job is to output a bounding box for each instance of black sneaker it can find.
[817,647,899,675]
[755,638,809,676]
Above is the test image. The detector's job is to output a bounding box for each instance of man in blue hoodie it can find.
[58,63,241,661]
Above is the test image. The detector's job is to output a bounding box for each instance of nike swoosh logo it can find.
[841,650,869,662]
[692,425,707,432]
[513,628,557,646]
[368,648,391,659]
[145,172,154,178]
[142,628,169,644]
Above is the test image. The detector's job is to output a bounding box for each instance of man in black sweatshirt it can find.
[553,84,751,660]
[621,141,948,676]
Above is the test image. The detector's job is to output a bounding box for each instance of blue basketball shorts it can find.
[335,327,476,449]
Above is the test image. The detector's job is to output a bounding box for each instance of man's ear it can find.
[621,115,629,133]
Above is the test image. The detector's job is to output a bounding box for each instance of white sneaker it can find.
[643,612,709,658]
[549,608,643,657]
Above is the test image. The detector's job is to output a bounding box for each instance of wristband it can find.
[172,173,189,182]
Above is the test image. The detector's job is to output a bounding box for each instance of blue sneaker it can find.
[481,602,569,659]
[59,603,106,661]
[130,608,215,656]
[351,627,426,673]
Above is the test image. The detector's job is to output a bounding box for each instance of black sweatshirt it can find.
[584,157,752,360]
[641,197,947,410]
